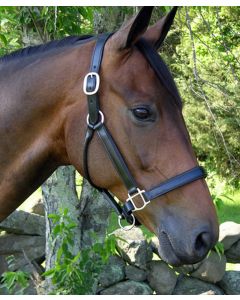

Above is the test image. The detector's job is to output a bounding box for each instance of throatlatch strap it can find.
[97,126,138,194]
[83,33,140,225]
[83,33,208,227]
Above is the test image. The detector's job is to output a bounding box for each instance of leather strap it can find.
[83,33,140,225]
[84,33,139,196]
[146,166,206,200]
[86,34,113,125]
[122,166,206,216]
[83,33,208,227]
[83,127,136,225]
[97,125,138,194]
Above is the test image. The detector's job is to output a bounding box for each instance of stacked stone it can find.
[98,225,240,295]
[0,199,45,295]
[1,202,240,295]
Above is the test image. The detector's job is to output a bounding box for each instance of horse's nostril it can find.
[194,231,211,253]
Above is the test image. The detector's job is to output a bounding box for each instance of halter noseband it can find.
[83,33,207,230]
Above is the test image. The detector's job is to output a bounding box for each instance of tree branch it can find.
[185,7,238,174]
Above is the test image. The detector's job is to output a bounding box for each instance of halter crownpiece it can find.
[83,33,207,230]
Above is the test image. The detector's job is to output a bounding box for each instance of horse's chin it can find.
[158,231,205,267]
[157,231,182,266]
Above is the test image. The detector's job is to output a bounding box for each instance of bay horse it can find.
[0,7,218,266]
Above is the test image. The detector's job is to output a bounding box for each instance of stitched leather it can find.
[97,125,138,193]
[87,34,112,125]
[145,166,206,200]
[83,33,208,226]
[83,127,139,224]
[122,166,207,215]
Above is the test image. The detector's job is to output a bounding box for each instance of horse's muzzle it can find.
[157,223,218,266]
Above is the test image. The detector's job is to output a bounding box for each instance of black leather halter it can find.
[83,33,207,229]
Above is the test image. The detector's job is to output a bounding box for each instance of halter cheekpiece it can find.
[83,33,207,230]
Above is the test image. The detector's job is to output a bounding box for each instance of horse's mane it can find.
[0,33,182,109]
[0,35,94,63]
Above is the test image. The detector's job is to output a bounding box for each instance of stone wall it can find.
[98,224,240,295]
[0,201,45,295]
[0,201,240,295]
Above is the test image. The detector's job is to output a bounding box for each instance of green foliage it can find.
[163,7,240,184]
[214,241,225,257]
[206,171,230,211]
[0,6,96,56]
[0,255,30,295]
[44,208,117,295]
[207,241,224,260]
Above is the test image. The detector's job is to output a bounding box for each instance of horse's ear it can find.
[109,7,154,50]
[143,7,178,49]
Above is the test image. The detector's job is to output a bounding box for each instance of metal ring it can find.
[118,214,135,231]
[87,111,104,129]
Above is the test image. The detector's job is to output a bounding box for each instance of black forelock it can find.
[137,38,182,110]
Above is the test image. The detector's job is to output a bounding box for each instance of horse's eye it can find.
[132,107,152,121]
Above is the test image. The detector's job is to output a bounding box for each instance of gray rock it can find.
[219,222,240,250]
[28,198,45,216]
[147,260,178,294]
[114,227,153,269]
[99,280,153,295]
[125,265,147,282]
[23,279,38,295]
[218,271,240,295]
[173,275,224,295]
[190,251,226,283]
[98,255,125,288]
[0,234,45,275]
[0,255,8,275]
[0,286,8,295]
[174,261,202,275]
[225,240,240,263]
[0,210,45,236]
[0,234,45,256]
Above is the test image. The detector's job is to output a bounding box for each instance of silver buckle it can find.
[127,188,149,211]
[83,72,100,95]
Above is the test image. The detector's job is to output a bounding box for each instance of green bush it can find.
[44,208,117,295]
[0,255,30,295]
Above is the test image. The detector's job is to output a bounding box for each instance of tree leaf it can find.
[0,33,7,46]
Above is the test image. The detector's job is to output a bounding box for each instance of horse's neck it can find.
[0,46,88,221]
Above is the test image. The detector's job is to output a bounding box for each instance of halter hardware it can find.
[83,72,100,95]
[87,110,104,130]
[127,188,148,211]
[118,214,136,231]
[82,33,207,230]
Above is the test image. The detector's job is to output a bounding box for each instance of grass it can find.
[226,263,240,271]
[215,190,240,224]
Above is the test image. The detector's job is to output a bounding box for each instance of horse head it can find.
[65,7,219,266]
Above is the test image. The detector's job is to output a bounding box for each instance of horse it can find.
[0,7,218,266]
